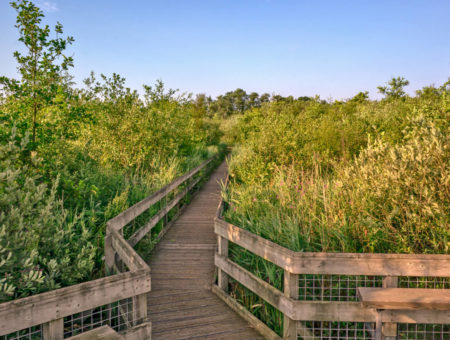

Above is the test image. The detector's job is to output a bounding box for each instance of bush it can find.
[0,131,96,302]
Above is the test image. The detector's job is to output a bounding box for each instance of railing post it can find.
[42,318,63,340]
[382,276,398,340]
[105,227,115,275]
[133,293,148,326]
[283,270,298,340]
[217,235,229,292]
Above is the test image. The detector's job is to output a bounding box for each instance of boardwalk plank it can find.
[145,161,261,339]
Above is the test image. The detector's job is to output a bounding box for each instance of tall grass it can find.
[222,84,449,333]
[225,116,449,254]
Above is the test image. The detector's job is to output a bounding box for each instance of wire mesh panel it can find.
[298,274,384,301]
[297,321,376,340]
[63,297,134,338]
[0,326,42,340]
[399,277,450,289]
[398,323,450,340]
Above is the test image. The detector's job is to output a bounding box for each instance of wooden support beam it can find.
[217,236,229,292]
[43,318,63,340]
[382,277,398,340]
[283,270,298,340]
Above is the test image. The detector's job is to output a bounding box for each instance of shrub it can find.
[0,131,96,302]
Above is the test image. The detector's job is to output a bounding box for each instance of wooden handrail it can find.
[127,175,202,247]
[0,154,218,339]
[213,190,450,340]
[215,218,450,276]
[107,157,214,231]
[0,269,150,335]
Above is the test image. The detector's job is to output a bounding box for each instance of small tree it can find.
[350,91,369,103]
[377,76,409,100]
[0,0,74,146]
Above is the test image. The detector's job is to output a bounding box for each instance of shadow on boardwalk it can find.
[146,161,263,340]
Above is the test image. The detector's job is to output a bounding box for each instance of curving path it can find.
[146,161,262,340]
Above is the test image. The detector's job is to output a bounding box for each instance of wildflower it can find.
[253,197,257,202]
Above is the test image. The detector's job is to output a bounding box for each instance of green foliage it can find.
[222,81,449,332]
[1,0,74,147]
[0,131,96,302]
[225,115,449,254]
[377,76,410,99]
[0,0,223,302]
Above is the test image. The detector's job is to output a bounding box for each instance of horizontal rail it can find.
[0,269,151,336]
[215,253,294,317]
[215,253,450,324]
[108,157,213,232]
[215,218,450,276]
[128,176,202,247]
[213,188,450,339]
[0,155,219,339]
[110,229,150,271]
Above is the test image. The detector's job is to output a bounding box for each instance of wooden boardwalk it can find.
[146,161,262,340]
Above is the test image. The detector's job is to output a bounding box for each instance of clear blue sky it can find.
[1,0,449,99]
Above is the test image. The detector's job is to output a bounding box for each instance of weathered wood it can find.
[212,284,280,340]
[42,318,64,340]
[104,229,116,275]
[376,312,382,340]
[292,301,378,322]
[291,300,450,323]
[380,308,450,324]
[283,270,298,340]
[214,253,295,318]
[357,288,450,310]
[382,277,398,340]
[67,326,124,340]
[133,293,148,326]
[217,236,229,292]
[121,322,152,340]
[215,252,450,324]
[146,161,261,339]
[110,230,149,271]
[128,176,201,247]
[108,158,213,231]
[215,218,450,276]
[0,269,151,336]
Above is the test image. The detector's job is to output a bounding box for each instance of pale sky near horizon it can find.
[0,0,449,100]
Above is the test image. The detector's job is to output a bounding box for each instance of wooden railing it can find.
[213,198,450,340]
[0,155,218,340]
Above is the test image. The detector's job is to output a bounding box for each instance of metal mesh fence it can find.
[0,326,42,340]
[296,275,449,340]
[297,321,376,339]
[297,274,383,301]
[399,277,450,289]
[1,297,136,339]
[63,297,134,337]
[398,323,450,340]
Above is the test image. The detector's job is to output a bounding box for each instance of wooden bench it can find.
[67,326,124,340]
[358,287,450,340]
[357,287,450,310]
